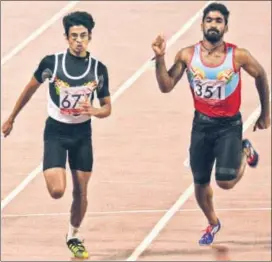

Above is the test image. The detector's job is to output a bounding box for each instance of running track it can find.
[1,1,271,261]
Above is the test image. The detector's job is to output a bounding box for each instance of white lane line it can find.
[126,184,194,261]
[1,164,43,210]
[1,1,79,66]
[2,207,270,218]
[1,1,214,211]
[126,93,270,261]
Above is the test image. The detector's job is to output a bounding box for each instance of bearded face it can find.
[202,11,227,44]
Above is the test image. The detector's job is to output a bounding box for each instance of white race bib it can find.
[59,86,95,116]
[193,79,226,100]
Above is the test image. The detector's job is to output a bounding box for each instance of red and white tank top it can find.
[186,42,241,117]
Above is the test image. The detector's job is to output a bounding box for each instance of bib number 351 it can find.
[194,82,225,100]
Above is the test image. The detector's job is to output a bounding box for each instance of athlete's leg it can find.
[189,122,218,226]
[66,135,93,259]
[43,168,66,199]
[43,139,67,199]
[68,135,93,230]
[191,156,221,246]
[70,170,91,228]
[194,183,218,225]
[189,112,221,245]
[214,122,249,190]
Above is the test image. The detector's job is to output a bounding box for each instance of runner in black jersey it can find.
[2,11,111,259]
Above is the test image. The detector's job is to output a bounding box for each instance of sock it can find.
[67,223,79,241]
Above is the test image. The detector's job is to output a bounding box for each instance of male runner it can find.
[2,11,111,258]
[151,2,270,245]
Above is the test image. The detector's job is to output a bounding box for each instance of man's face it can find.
[67,25,91,55]
[202,11,227,43]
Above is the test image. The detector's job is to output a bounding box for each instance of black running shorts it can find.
[189,110,243,184]
[43,117,93,172]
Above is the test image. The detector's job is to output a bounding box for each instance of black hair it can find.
[202,3,230,25]
[63,11,95,37]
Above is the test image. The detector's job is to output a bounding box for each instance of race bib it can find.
[193,79,226,100]
[59,86,95,116]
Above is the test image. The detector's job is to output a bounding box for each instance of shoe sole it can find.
[199,242,213,246]
[73,252,89,259]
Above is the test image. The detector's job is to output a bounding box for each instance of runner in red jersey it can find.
[152,2,270,245]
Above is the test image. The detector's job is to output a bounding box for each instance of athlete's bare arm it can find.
[156,51,187,93]
[80,62,111,119]
[96,96,111,118]
[79,96,111,118]
[1,76,41,137]
[235,48,270,130]
[152,35,191,93]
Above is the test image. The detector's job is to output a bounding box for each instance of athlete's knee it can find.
[72,186,88,203]
[215,167,237,190]
[71,170,91,199]
[191,163,212,185]
[193,172,211,185]
[73,189,87,198]
[216,180,235,190]
[216,169,237,190]
[194,182,211,198]
[43,168,66,199]
[50,187,65,199]
[47,179,65,199]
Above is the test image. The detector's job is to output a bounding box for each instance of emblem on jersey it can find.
[54,77,98,95]
[217,69,234,84]
[188,66,206,81]
[55,78,70,95]
[82,80,98,90]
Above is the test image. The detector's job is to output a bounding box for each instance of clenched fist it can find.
[253,114,271,131]
[152,34,166,57]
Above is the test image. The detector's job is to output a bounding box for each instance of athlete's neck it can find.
[201,39,225,54]
[68,48,88,58]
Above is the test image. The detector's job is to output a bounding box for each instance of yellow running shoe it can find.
[67,237,89,259]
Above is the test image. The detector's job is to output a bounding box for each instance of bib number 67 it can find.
[61,93,91,109]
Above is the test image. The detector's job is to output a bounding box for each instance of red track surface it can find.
[1,1,271,261]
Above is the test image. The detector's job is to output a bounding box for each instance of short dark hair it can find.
[63,11,95,36]
[202,3,230,25]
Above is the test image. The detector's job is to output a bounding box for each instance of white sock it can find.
[67,223,79,241]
